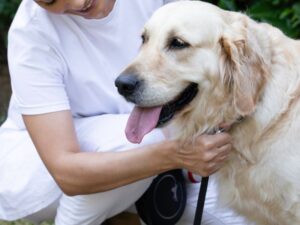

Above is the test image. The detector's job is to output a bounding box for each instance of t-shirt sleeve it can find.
[8,24,70,115]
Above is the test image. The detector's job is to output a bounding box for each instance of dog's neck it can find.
[230,23,300,163]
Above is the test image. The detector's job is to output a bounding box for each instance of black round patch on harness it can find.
[135,169,187,225]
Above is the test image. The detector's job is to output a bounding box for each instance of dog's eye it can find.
[168,38,190,50]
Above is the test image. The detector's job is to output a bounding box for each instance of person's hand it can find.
[174,133,232,177]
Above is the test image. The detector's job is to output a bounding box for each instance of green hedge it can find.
[205,0,300,38]
[0,0,21,63]
[0,0,21,27]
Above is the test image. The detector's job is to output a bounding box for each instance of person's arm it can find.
[23,110,231,196]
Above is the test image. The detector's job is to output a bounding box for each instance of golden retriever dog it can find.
[115,1,300,224]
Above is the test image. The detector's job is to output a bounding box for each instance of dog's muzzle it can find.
[115,74,140,99]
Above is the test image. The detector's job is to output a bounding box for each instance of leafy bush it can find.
[0,0,21,63]
[0,0,21,23]
[204,0,300,38]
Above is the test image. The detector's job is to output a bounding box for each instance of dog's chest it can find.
[217,147,300,225]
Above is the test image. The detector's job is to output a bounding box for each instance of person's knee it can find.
[55,177,154,225]
[25,198,59,224]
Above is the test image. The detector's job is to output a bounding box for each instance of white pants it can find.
[1,114,252,225]
[26,177,253,225]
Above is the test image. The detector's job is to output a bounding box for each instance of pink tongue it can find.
[125,106,162,143]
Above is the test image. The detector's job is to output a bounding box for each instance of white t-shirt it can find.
[1,0,174,220]
[7,0,172,129]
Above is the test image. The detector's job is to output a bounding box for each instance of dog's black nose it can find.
[115,74,140,96]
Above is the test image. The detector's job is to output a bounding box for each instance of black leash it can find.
[193,176,209,225]
[192,127,228,225]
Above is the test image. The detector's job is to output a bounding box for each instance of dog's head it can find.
[115,1,270,143]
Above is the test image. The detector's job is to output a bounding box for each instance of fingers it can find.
[175,132,232,177]
[201,143,231,174]
[191,160,224,177]
[214,143,232,160]
[196,132,232,150]
[210,132,232,148]
[216,132,232,146]
[188,134,232,177]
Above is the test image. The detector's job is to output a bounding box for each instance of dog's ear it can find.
[219,17,268,116]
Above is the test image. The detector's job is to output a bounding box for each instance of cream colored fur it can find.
[121,1,300,224]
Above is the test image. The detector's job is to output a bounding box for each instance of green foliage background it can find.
[206,0,300,38]
[0,0,21,63]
